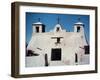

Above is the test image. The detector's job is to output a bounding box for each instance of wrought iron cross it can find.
[57,17,60,24]
[38,18,41,22]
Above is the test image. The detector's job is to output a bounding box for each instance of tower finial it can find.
[38,18,40,22]
[57,17,60,24]
[78,17,81,22]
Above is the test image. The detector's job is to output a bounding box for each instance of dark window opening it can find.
[75,53,78,62]
[36,26,39,33]
[77,26,80,32]
[57,38,60,43]
[51,48,61,61]
[84,46,90,54]
[42,24,45,32]
[56,27,60,32]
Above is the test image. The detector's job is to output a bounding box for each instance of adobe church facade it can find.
[26,18,89,67]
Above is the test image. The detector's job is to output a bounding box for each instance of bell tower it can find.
[74,17,88,46]
[53,17,64,32]
[74,17,84,33]
[32,18,45,33]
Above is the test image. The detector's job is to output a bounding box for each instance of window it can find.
[84,46,90,54]
[36,26,39,32]
[51,48,61,61]
[56,27,60,32]
[42,24,45,32]
[57,38,60,43]
[77,26,80,32]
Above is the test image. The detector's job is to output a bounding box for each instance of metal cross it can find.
[38,18,41,22]
[57,17,60,24]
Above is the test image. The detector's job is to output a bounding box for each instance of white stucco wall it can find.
[26,23,89,67]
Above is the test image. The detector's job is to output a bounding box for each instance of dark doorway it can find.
[75,53,78,63]
[36,26,39,33]
[51,48,61,61]
[45,54,48,66]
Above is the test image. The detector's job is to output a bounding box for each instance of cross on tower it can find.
[38,18,41,22]
[78,17,81,22]
[57,17,60,24]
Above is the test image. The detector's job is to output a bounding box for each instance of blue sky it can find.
[26,12,90,44]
